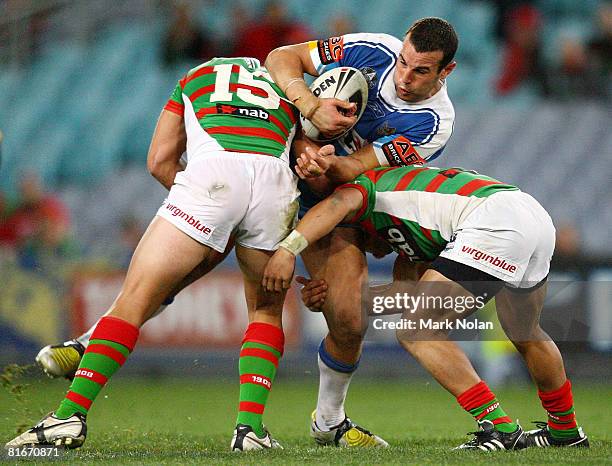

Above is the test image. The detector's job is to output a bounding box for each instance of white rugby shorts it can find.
[439,191,555,288]
[156,151,299,252]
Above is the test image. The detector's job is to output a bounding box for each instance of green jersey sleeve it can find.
[335,174,376,223]
[163,80,185,115]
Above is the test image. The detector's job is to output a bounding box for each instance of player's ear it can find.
[439,61,456,80]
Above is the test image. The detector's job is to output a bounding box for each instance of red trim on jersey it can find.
[195,107,218,119]
[183,66,215,85]
[239,348,279,367]
[420,226,434,242]
[455,179,503,196]
[222,148,277,156]
[74,368,108,386]
[86,344,127,366]
[230,82,268,98]
[424,174,448,192]
[362,168,394,184]
[164,100,184,115]
[188,84,216,101]
[269,114,290,137]
[239,401,265,414]
[279,99,298,124]
[389,216,403,228]
[360,218,378,236]
[222,148,276,156]
[195,107,290,137]
[66,390,92,410]
[335,183,369,224]
[89,316,139,352]
[395,167,427,191]
[206,126,286,146]
[240,374,272,390]
[242,322,285,355]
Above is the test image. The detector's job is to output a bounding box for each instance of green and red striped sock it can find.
[538,379,580,440]
[55,316,139,419]
[236,322,284,438]
[457,381,517,433]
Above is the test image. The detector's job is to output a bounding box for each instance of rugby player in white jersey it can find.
[263,17,457,446]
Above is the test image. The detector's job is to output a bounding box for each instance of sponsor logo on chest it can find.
[382,136,425,166]
[216,103,269,121]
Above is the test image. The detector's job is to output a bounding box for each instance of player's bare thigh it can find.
[396,268,480,342]
[109,216,216,327]
[167,236,235,298]
[301,226,368,335]
[495,283,548,342]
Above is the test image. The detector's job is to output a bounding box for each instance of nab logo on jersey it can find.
[382,136,426,166]
[216,104,270,121]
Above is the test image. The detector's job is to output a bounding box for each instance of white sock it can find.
[75,323,96,347]
[75,304,168,347]
[315,354,354,430]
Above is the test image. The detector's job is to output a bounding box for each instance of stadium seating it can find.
[0,0,609,254]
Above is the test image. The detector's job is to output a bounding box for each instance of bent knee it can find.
[327,317,365,346]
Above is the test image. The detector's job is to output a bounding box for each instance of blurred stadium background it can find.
[1,0,611,411]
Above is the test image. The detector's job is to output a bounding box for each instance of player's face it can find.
[394,37,454,103]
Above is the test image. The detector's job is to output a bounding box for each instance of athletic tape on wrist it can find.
[284,77,306,96]
[278,230,309,256]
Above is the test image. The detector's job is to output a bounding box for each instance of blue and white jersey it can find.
[300,33,455,214]
[308,33,455,165]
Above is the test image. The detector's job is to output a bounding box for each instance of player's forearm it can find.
[265,46,319,118]
[147,110,186,190]
[147,149,185,190]
[326,145,380,184]
[296,191,356,245]
[326,155,368,184]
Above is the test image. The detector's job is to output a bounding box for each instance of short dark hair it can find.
[406,17,459,71]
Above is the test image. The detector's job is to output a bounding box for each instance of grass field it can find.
[1,369,610,465]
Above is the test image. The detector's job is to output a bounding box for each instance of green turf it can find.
[1,369,610,464]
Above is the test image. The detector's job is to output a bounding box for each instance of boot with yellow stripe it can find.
[310,410,389,447]
[36,340,85,380]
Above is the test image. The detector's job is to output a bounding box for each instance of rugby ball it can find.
[300,67,368,142]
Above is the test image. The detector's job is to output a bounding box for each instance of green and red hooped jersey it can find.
[164,57,298,159]
[337,166,519,261]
